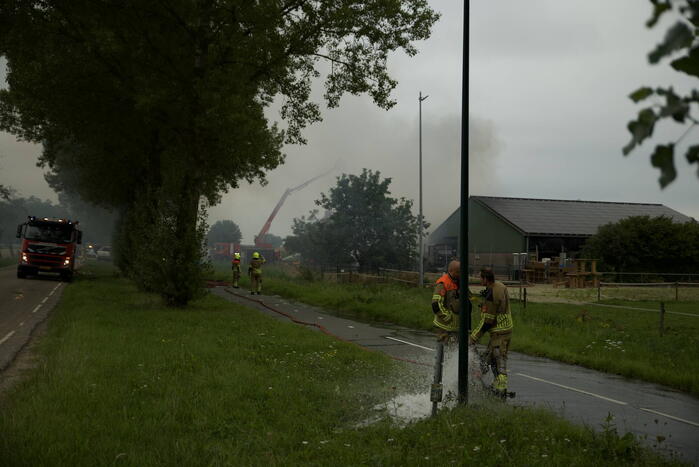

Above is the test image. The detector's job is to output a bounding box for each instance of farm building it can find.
[427,196,693,272]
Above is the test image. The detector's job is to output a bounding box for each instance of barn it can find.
[427,196,693,272]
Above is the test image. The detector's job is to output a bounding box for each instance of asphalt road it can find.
[213,287,699,465]
[0,265,65,372]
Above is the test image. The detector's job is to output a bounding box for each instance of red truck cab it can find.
[16,216,82,282]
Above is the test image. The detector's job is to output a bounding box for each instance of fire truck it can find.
[16,216,83,282]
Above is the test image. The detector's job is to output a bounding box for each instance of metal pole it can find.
[458,0,470,405]
[659,301,665,336]
[419,92,428,288]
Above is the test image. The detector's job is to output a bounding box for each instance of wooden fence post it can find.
[523,287,527,309]
[675,282,679,301]
[597,283,601,302]
[659,301,665,337]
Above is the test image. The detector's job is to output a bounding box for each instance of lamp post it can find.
[418,91,428,288]
[458,0,471,405]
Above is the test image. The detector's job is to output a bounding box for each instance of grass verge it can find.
[211,264,699,397]
[0,265,683,466]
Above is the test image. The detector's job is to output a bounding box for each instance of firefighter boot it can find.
[493,374,508,400]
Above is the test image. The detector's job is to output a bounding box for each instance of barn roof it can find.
[472,196,694,236]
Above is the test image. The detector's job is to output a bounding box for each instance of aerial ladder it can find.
[254,169,333,248]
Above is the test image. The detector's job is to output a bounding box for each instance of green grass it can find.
[0,265,682,466]
[213,265,699,397]
[512,301,699,396]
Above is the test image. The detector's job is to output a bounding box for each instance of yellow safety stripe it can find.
[432,294,450,315]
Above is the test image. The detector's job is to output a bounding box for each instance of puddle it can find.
[371,346,494,423]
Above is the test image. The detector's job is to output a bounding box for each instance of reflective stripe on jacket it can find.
[432,273,460,332]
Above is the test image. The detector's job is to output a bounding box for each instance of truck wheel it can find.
[17,268,26,279]
[61,272,73,283]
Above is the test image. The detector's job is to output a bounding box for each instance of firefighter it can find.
[431,260,461,344]
[470,268,514,399]
[248,252,266,295]
[231,252,241,288]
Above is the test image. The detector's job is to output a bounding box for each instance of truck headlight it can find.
[21,253,28,263]
[63,257,71,266]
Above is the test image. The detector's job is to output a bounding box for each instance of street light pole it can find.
[418,91,428,289]
[458,0,471,405]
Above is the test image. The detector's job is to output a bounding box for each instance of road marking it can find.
[32,304,42,314]
[49,283,61,296]
[41,297,48,304]
[384,336,435,352]
[19,321,24,327]
[640,408,699,428]
[0,331,15,346]
[516,372,628,405]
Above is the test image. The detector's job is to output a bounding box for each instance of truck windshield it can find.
[24,224,74,243]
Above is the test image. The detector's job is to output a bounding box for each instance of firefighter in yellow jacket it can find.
[431,260,461,343]
[231,252,241,288]
[248,252,266,295]
[470,268,514,398]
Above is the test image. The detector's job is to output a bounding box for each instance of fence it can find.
[598,281,699,302]
[597,272,699,283]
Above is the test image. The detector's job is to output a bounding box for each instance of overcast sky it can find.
[1,0,697,243]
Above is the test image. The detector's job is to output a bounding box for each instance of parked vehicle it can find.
[97,246,112,261]
[16,216,82,282]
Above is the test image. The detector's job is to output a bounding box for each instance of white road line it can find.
[516,372,628,406]
[384,336,435,352]
[32,304,42,314]
[41,297,48,304]
[0,331,15,346]
[640,408,699,428]
[19,321,24,327]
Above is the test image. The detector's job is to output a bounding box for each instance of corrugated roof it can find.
[473,196,694,236]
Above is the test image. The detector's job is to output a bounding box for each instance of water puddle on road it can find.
[367,346,494,424]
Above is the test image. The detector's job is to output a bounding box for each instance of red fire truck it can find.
[16,216,83,282]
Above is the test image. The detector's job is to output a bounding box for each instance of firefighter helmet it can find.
[252,252,260,259]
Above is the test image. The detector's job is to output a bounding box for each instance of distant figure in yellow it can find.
[231,252,241,288]
[248,252,266,295]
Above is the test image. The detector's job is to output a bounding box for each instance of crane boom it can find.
[254,169,333,246]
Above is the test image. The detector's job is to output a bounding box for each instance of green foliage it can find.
[582,215,699,273]
[624,1,699,188]
[207,220,242,245]
[0,1,438,305]
[286,169,428,271]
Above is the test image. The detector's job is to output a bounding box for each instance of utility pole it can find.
[418,91,428,288]
[458,0,471,405]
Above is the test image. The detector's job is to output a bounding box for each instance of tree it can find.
[582,216,699,273]
[207,220,242,245]
[288,169,428,271]
[0,1,438,305]
[624,1,699,188]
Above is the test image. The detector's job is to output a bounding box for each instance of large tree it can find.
[624,0,699,187]
[0,1,438,305]
[287,169,427,271]
[582,215,699,273]
[207,220,242,245]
